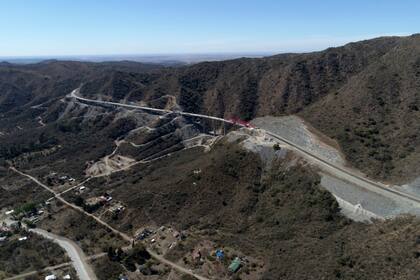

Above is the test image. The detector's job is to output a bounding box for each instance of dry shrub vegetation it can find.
[0,234,67,277]
[80,142,420,279]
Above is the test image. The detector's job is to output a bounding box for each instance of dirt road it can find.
[5,262,72,280]
[10,167,210,280]
[30,228,97,280]
[70,88,420,218]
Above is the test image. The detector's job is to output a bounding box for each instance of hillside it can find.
[301,36,420,182]
[66,136,420,280]
[74,34,420,183]
[0,60,162,123]
[1,40,420,278]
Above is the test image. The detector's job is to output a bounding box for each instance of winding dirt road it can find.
[10,167,210,280]
[8,87,419,279]
[69,88,420,215]
[5,262,72,280]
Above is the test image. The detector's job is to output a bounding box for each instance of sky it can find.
[0,0,419,57]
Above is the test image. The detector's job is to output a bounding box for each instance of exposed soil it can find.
[62,136,420,280]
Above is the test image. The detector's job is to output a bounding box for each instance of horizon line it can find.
[1,33,415,59]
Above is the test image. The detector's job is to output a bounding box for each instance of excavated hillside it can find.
[2,36,419,183]
[1,53,420,279]
[74,34,420,183]
[61,133,420,280]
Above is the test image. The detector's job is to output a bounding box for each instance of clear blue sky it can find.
[0,0,419,57]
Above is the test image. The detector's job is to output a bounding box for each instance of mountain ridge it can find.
[1,34,420,183]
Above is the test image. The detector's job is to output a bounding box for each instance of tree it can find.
[74,196,84,207]
[107,246,115,261]
[116,247,124,261]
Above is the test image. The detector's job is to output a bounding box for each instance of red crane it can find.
[228,117,255,128]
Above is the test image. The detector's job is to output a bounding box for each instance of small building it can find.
[110,204,124,213]
[24,216,40,224]
[179,231,187,240]
[0,236,7,242]
[106,203,124,215]
[5,209,14,215]
[192,249,201,261]
[18,236,28,241]
[228,257,242,273]
[45,275,57,280]
[215,249,224,261]
[102,192,111,198]
[172,230,180,238]
[63,275,71,280]
[137,228,152,240]
[9,221,21,230]
[99,194,112,203]
[86,197,105,207]
[0,225,11,233]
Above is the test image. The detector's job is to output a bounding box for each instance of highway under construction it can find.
[69,88,420,222]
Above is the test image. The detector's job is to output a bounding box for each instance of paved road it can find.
[70,88,230,124]
[10,167,132,241]
[9,88,419,279]
[30,228,97,280]
[70,88,420,215]
[10,167,210,280]
[5,249,124,280]
[264,131,420,206]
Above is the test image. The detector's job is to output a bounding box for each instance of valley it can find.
[1,35,420,280]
